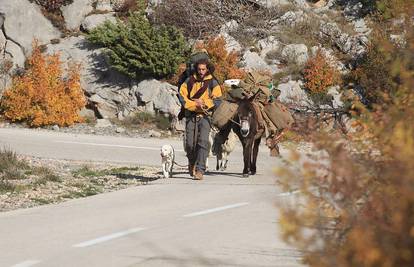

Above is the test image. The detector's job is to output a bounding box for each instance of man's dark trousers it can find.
[185,115,210,174]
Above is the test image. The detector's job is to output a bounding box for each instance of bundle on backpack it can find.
[226,71,272,103]
[263,101,294,130]
[211,100,239,129]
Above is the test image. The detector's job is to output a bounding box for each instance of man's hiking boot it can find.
[188,164,195,177]
[194,170,204,180]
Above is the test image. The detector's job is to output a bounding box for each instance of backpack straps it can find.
[186,76,216,100]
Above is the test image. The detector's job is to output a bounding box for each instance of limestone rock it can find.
[5,40,25,70]
[242,50,279,74]
[95,0,113,12]
[0,0,61,55]
[278,80,313,108]
[134,79,181,116]
[281,44,308,66]
[81,13,117,32]
[95,118,112,128]
[258,36,279,59]
[62,0,94,31]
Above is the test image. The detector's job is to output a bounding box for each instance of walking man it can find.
[179,59,222,180]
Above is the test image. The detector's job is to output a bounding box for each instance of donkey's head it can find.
[237,99,256,138]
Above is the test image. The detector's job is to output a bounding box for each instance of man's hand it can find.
[195,99,204,108]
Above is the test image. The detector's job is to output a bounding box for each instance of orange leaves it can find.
[303,50,340,94]
[1,41,86,127]
[196,36,246,83]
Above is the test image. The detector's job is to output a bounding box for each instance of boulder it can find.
[242,50,279,74]
[257,36,279,59]
[134,79,181,116]
[277,10,305,27]
[5,40,25,70]
[327,86,343,109]
[219,20,242,52]
[148,129,162,138]
[353,18,371,35]
[0,0,61,55]
[95,0,113,12]
[78,107,96,120]
[219,33,242,53]
[89,94,118,119]
[81,13,117,32]
[319,22,366,57]
[95,118,112,128]
[281,44,308,65]
[278,80,313,108]
[62,0,94,31]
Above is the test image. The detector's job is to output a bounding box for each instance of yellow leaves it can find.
[0,40,86,127]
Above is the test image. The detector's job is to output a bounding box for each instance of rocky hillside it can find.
[0,0,373,131]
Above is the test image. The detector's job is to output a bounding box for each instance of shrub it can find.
[196,36,245,83]
[112,0,148,16]
[352,37,397,106]
[169,36,245,85]
[0,41,86,127]
[151,0,222,38]
[303,50,341,94]
[277,8,414,267]
[87,12,188,79]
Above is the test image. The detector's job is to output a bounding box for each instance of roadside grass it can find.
[0,148,157,211]
[0,147,61,193]
[72,165,143,178]
[113,112,171,131]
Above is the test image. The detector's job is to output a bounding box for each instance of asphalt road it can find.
[0,128,303,267]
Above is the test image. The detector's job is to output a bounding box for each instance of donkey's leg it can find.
[250,137,261,175]
[242,139,253,177]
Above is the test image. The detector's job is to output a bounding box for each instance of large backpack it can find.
[177,51,220,120]
[177,76,218,120]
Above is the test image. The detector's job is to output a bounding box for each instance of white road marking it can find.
[183,202,249,218]
[73,227,147,248]
[11,260,41,267]
[54,141,185,152]
[276,190,301,197]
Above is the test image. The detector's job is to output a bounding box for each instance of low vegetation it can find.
[87,11,188,79]
[303,49,341,106]
[0,41,86,127]
[0,149,158,211]
[277,2,414,267]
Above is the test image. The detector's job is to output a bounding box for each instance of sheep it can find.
[213,129,238,171]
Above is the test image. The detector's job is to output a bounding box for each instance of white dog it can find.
[160,144,175,178]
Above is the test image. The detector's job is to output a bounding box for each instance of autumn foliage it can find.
[303,50,340,94]
[195,36,246,83]
[170,36,245,85]
[277,4,414,267]
[0,42,86,127]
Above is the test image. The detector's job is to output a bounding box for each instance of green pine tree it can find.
[87,12,188,79]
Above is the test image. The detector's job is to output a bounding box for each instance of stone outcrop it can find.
[281,44,309,66]
[134,79,181,117]
[0,0,60,55]
[62,0,94,31]
[81,13,117,32]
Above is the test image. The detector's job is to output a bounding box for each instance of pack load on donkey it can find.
[212,71,294,156]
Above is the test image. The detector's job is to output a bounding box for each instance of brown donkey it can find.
[216,98,265,177]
